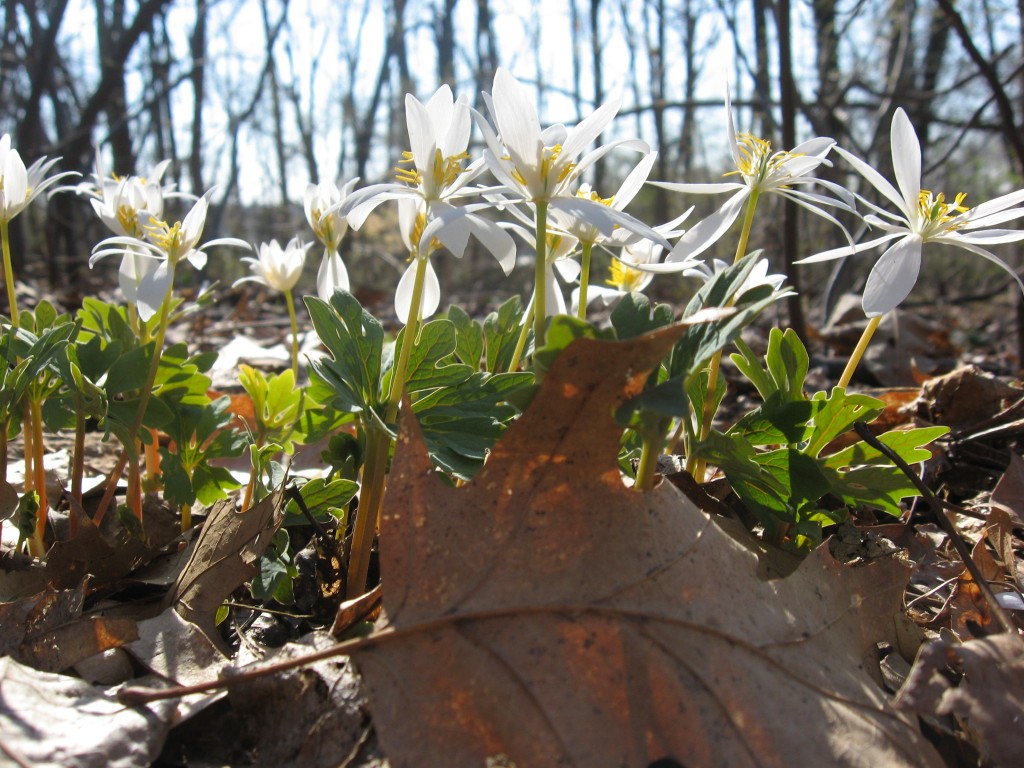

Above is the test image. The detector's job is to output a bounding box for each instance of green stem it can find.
[634,425,662,492]
[577,241,593,320]
[285,290,300,380]
[533,202,549,349]
[1,220,19,327]
[94,268,177,524]
[508,298,535,373]
[71,404,86,527]
[838,314,883,389]
[733,190,761,265]
[686,190,762,480]
[28,395,47,556]
[384,256,429,422]
[347,253,430,599]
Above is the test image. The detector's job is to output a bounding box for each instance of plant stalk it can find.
[346,254,430,599]
[837,314,883,389]
[285,289,300,379]
[1,220,19,328]
[576,241,593,319]
[533,202,549,349]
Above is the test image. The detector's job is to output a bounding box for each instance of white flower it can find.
[77,154,179,305]
[573,238,662,313]
[477,69,667,247]
[342,85,517,275]
[0,134,76,222]
[235,238,311,293]
[652,88,851,266]
[305,178,359,301]
[797,108,1024,316]
[91,191,248,320]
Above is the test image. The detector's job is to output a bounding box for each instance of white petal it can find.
[953,229,1024,246]
[613,152,658,209]
[795,233,900,264]
[136,260,173,321]
[890,109,921,217]
[560,97,621,162]
[317,249,350,301]
[405,95,436,179]
[862,235,922,316]
[668,189,749,262]
[833,146,908,215]
[395,258,441,325]
[491,69,542,185]
[650,180,745,195]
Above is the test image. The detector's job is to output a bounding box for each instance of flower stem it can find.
[533,202,549,349]
[577,242,593,320]
[27,395,47,556]
[1,220,19,327]
[96,269,177,525]
[733,191,760,265]
[687,191,762,481]
[508,298,535,373]
[838,314,883,389]
[346,254,430,599]
[634,425,662,491]
[285,290,300,380]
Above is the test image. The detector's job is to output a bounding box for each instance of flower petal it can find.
[862,235,921,316]
[890,109,921,218]
[317,248,350,301]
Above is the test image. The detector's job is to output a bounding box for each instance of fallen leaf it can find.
[0,655,176,768]
[124,608,228,686]
[353,328,943,767]
[22,616,139,673]
[896,633,1024,767]
[164,487,286,648]
[991,452,1024,526]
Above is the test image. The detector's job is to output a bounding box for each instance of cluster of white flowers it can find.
[5,68,1024,338]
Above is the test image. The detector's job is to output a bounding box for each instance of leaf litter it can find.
[1,328,1024,766]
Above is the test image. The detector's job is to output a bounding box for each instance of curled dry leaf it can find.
[352,326,943,768]
[164,486,286,648]
[896,632,1024,768]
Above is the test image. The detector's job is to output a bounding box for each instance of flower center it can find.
[607,259,645,292]
[918,190,968,227]
[728,133,801,185]
[396,149,469,193]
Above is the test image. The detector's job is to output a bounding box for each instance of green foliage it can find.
[159,397,247,508]
[699,328,948,550]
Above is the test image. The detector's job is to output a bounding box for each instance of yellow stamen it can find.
[607,259,645,292]
[919,189,968,226]
[725,132,803,185]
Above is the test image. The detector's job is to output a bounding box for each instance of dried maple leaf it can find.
[352,328,943,767]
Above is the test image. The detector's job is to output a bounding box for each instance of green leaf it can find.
[401,320,474,394]
[803,388,884,457]
[448,305,484,369]
[729,395,819,446]
[285,477,357,525]
[532,315,612,374]
[306,292,384,416]
[483,295,525,373]
[820,426,948,516]
[413,371,534,479]
[610,292,674,340]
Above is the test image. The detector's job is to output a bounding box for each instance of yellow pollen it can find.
[726,132,802,184]
[607,259,645,292]
[576,187,614,206]
[919,189,968,225]
[116,204,139,236]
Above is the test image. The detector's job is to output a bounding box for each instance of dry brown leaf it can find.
[22,616,139,673]
[991,452,1024,526]
[353,328,943,768]
[164,486,286,647]
[0,655,176,768]
[896,633,1024,767]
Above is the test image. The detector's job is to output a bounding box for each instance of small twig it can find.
[284,482,332,545]
[118,631,371,705]
[853,422,1019,636]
